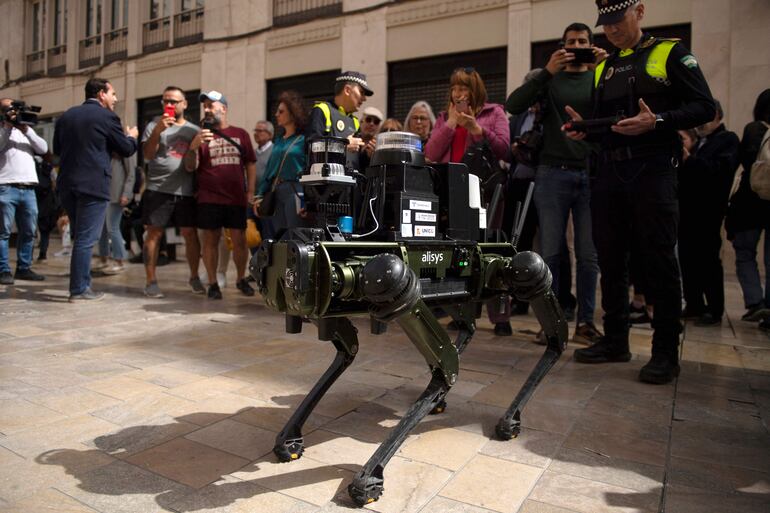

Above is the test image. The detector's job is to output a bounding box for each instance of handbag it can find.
[257,135,302,217]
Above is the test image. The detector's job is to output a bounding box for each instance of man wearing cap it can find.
[184,90,257,300]
[359,106,383,170]
[564,0,715,384]
[306,71,374,169]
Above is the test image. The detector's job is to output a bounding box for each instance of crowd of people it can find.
[1,1,768,384]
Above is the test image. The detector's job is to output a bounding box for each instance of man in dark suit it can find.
[54,78,138,301]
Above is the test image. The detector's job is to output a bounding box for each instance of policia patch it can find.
[680,54,698,69]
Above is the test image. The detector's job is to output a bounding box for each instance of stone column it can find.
[341,9,388,117]
[507,0,532,95]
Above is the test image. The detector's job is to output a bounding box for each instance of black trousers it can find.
[591,153,682,360]
[679,213,725,318]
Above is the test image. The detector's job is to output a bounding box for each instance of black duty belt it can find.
[602,144,678,162]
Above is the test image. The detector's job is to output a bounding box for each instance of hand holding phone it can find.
[164,104,176,119]
[455,99,469,114]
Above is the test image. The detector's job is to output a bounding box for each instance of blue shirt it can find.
[257,133,305,196]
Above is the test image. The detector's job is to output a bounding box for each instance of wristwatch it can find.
[654,113,667,131]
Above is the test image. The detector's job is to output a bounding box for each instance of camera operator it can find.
[564,1,716,384]
[505,23,607,346]
[0,97,48,285]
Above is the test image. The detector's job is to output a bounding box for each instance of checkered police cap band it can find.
[597,0,637,15]
[336,75,368,88]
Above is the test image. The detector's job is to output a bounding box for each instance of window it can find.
[51,0,67,47]
[149,0,171,19]
[180,0,204,10]
[31,1,43,52]
[388,48,508,123]
[110,0,129,30]
[85,0,103,38]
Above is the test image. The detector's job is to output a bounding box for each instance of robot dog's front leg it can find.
[495,251,568,439]
[348,254,459,506]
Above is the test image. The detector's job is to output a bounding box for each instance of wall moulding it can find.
[387,0,508,28]
[21,78,66,97]
[136,46,203,73]
[267,20,342,50]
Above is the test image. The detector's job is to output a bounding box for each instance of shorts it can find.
[197,203,247,230]
[142,189,197,228]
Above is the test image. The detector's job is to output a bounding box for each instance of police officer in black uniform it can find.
[306,71,374,170]
[565,0,715,384]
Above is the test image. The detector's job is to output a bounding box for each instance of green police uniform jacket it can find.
[591,33,715,150]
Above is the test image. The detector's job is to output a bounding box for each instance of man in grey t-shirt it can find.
[140,86,203,298]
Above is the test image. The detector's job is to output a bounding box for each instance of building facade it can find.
[1,0,768,145]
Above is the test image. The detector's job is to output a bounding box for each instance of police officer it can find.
[306,71,374,169]
[565,0,715,384]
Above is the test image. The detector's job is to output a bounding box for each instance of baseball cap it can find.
[199,90,228,106]
[362,106,384,122]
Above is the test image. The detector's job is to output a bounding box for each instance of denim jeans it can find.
[59,189,108,295]
[98,202,128,261]
[732,228,770,308]
[534,165,598,324]
[0,185,38,274]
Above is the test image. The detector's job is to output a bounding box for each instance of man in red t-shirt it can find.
[184,90,257,299]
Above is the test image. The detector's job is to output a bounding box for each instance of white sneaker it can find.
[216,271,227,289]
[102,263,125,275]
[54,248,72,257]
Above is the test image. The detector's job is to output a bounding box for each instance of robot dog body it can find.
[250,133,567,506]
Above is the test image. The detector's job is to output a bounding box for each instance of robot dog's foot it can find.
[495,417,521,440]
[273,437,305,462]
[348,473,384,506]
[430,399,447,415]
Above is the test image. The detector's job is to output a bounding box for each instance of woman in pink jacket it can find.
[425,67,510,163]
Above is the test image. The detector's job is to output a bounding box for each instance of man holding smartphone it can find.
[505,23,607,346]
[141,86,202,298]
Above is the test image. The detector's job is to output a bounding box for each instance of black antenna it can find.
[511,181,535,251]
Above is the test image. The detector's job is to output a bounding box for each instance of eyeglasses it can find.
[160,99,182,105]
[254,128,269,133]
[453,67,476,74]
[411,115,429,124]
[364,116,381,125]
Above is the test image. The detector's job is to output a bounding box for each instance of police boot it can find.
[638,353,680,384]
[574,337,631,364]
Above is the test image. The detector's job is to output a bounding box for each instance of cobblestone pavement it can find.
[1,245,769,513]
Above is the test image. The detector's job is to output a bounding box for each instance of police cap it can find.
[595,0,638,27]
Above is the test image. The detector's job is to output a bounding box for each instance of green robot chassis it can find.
[250,228,568,506]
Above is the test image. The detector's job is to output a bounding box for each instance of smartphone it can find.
[164,104,176,118]
[567,48,596,64]
[455,99,469,114]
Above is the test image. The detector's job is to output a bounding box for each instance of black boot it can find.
[574,338,631,364]
[639,353,680,384]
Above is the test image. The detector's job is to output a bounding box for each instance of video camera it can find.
[1,100,41,127]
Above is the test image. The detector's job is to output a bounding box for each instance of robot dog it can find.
[249,132,567,506]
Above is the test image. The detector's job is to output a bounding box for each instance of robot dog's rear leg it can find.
[273,317,358,462]
[431,303,476,414]
[348,369,449,506]
[495,252,568,440]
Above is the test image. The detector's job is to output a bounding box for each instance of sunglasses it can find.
[453,67,476,74]
[364,116,381,125]
[160,99,182,105]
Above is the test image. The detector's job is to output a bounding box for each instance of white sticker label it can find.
[415,225,436,237]
[415,212,436,222]
[401,223,413,237]
[409,200,432,211]
[402,210,411,224]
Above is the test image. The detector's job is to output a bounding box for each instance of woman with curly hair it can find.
[255,90,308,238]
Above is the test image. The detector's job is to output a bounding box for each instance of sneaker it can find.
[573,322,603,345]
[143,282,165,298]
[189,276,206,294]
[0,272,13,285]
[694,313,721,327]
[14,268,45,281]
[68,289,105,302]
[37,253,47,261]
[54,247,72,257]
[638,354,680,384]
[236,278,255,297]
[742,303,770,322]
[574,338,632,364]
[101,263,125,275]
[629,302,651,325]
[128,253,144,264]
[493,322,512,336]
[207,283,223,300]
